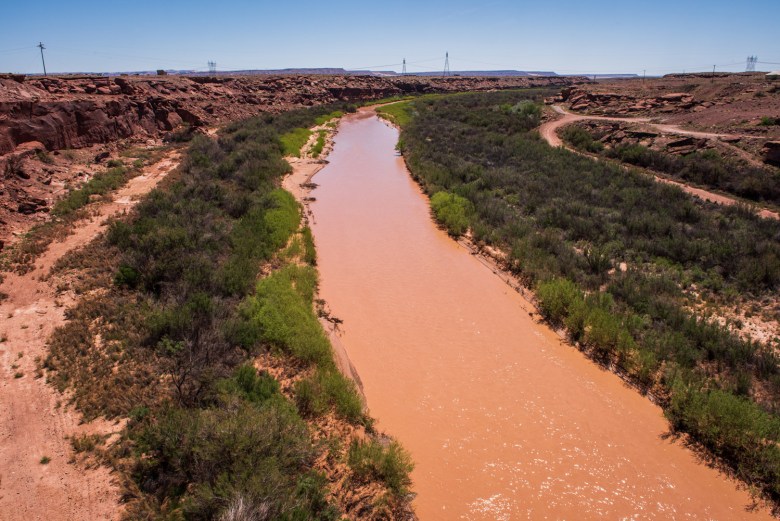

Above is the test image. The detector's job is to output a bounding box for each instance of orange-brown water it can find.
[309,109,774,520]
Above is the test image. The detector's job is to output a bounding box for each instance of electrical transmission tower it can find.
[402,58,407,75]
[443,52,450,77]
[37,42,47,76]
[208,61,217,74]
[746,55,758,72]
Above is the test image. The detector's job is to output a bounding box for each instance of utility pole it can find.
[37,42,47,76]
[402,58,407,75]
[443,51,450,77]
[712,64,716,83]
[643,69,646,83]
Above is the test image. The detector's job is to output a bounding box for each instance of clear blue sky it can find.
[2,0,778,75]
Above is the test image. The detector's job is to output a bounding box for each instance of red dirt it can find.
[0,150,179,520]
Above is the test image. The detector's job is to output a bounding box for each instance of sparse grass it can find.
[52,166,128,217]
[314,111,343,126]
[760,116,779,126]
[39,456,51,464]
[70,433,104,453]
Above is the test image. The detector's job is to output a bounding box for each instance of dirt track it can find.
[0,150,179,520]
[539,106,778,220]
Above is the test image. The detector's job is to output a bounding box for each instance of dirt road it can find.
[539,106,778,220]
[0,150,180,521]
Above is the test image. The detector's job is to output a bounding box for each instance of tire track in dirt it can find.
[0,150,180,521]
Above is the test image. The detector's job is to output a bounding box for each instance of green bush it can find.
[347,438,414,496]
[237,265,331,366]
[280,128,312,157]
[536,278,582,327]
[430,191,472,236]
[561,125,604,153]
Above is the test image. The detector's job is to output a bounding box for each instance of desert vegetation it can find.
[42,102,412,518]
[395,90,780,504]
[562,124,780,207]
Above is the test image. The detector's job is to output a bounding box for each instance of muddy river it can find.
[309,108,773,520]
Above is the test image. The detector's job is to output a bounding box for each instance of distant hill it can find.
[394,70,558,77]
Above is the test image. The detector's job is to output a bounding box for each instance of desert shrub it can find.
[536,278,582,327]
[601,142,780,206]
[561,125,604,153]
[294,368,363,424]
[134,400,319,519]
[301,226,317,265]
[347,439,414,496]
[666,381,780,500]
[429,191,472,236]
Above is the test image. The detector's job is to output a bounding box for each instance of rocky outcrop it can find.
[552,87,697,115]
[0,74,585,155]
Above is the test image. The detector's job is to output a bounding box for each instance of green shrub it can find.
[237,265,330,366]
[302,226,317,265]
[347,438,414,496]
[311,130,327,158]
[536,278,582,327]
[561,125,604,153]
[429,191,472,236]
[294,368,363,423]
[135,401,320,519]
[280,128,312,157]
